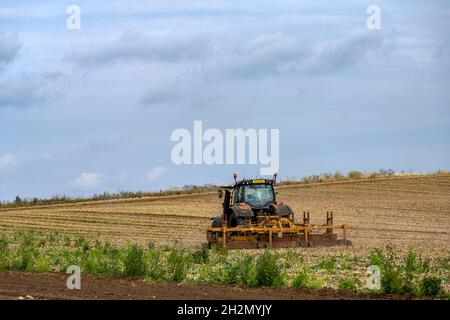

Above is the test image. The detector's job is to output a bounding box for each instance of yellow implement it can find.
[206,211,351,249]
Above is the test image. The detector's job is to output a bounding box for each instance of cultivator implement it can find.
[206,173,352,249]
[206,211,351,249]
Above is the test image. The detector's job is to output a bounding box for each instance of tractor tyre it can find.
[276,204,294,219]
[211,216,223,228]
[228,212,240,228]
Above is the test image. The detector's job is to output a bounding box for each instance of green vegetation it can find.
[123,245,146,276]
[223,255,256,286]
[315,257,336,273]
[0,231,448,298]
[338,278,361,291]
[419,276,443,297]
[366,247,447,297]
[292,269,308,288]
[0,184,219,209]
[255,251,284,287]
[192,245,209,264]
[166,248,190,282]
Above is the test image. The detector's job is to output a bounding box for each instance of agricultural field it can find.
[0,174,449,299]
[0,174,449,254]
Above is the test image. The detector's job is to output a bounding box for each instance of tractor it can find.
[206,173,351,249]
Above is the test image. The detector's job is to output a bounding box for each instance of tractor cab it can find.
[213,173,293,228]
[233,179,275,208]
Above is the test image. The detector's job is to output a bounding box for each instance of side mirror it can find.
[218,189,223,198]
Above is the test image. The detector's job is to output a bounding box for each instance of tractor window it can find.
[234,186,245,203]
[239,184,274,208]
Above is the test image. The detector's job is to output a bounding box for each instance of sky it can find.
[0,0,449,201]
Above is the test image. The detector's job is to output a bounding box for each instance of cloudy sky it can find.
[0,0,449,201]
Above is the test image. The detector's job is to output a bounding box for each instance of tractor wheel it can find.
[211,216,223,227]
[274,204,294,219]
[228,213,240,227]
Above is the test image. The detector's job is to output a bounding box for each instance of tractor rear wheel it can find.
[211,216,223,227]
[229,213,241,227]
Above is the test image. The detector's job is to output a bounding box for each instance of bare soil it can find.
[0,174,449,255]
[0,271,412,300]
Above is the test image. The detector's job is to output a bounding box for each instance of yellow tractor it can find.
[206,173,351,249]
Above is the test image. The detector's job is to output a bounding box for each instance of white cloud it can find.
[146,166,168,182]
[70,30,210,68]
[212,33,311,79]
[0,75,41,108]
[1,0,449,201]
[0,152,51,172]
[141,85,180,105]
[0,153,20,170]
[314,30,388,71]
[0,72,64,108]
[69,172,102,189]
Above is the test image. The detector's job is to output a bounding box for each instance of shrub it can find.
[223,256,256,286]
[80,241,120,275]
[316,258,335,273]
[419,276,443,297]
[147,241,156,250]
[404,250,421,275]
[33,255,51,273]
[334,171,344,180]
[370,247,417,295]
[437,257,450,270]
[11,235,38,271]
[379,248,404,294]
[305,276,325,290]
[211,245,228,257]
[166,248,190,282]
[122,244,146,277]
[347,171,363,179]
[381,270,404,294]
[0,236,9,255]
[369,249,383,267]
[239,256,257,286]
[340,257,357,270]
[283,250,303,269]
[292,269,308,288]
[223,260,239,284]
[146,248,165,281]
[230,256,256,286]
[255,251,284,287]
[401,250,422,295]
[192,246,209,264]
[338,278,361,291]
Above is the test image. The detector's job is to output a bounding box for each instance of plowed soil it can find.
[0,175,449,300]
[1,174,449,256]
[0,271,411,300]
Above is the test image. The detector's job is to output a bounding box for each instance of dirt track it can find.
[0,271,412,300]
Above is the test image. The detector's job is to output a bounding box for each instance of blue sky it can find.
[0,0,449,201]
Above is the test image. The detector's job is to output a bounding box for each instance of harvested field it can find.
[0,175,449,257]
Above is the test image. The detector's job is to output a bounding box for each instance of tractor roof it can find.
[219,178,274,190]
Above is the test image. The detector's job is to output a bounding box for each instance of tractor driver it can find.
[244,187,256,203]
